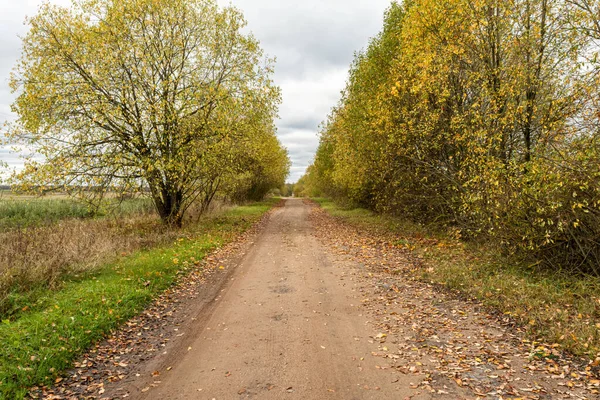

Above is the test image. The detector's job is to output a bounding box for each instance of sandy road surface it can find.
[52,198,594,399]
[140,198,421,400]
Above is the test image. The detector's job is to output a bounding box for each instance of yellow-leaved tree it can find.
[6,0,286,226]
[307,0,600,275]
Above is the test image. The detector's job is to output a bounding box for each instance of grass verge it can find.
[0,199,279,399]
[313,198,600,360]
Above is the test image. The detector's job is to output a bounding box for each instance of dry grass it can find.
[0,195,269,319]
[0,213,181,315]
[0,198,252,317]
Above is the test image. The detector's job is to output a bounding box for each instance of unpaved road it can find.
[49,198,596,399]
[141,198,419,399]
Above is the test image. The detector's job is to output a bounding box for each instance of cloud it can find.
[277,67,348,133]
[0,147,22,167]
[0,147,21,183]
[0,0,393,183]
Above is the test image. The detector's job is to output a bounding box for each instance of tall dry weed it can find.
[0,213,182,311]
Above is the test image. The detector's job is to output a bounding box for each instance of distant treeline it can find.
[301,0,600,276]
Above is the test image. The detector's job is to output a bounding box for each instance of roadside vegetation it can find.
[299,0,600,361]
[313,198,600,360]
[0,0,290,397]
[1,204,162,317]
[0,199,278,399]
[301,0,600,277]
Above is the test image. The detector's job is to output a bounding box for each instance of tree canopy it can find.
[304,0,600,275]
[6,0,289,226]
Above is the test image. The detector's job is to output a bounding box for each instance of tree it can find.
[222,127,290,203]
[7,0,282,226]
[306,0,600,274]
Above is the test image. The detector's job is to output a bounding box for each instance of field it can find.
[0,193,279,398]
[0,192,154,229]
[0,193,160,312]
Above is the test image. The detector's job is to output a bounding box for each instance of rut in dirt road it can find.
[138,198,419,400]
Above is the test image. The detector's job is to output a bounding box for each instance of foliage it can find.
[292,174,308,197]
[6,0,288,226]
[223,132,290,203]
[0,199,277,399]
[0,162,7,186]
[306,0,600,275]
[276,183,295,197]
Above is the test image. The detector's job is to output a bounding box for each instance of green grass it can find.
[0,197,154,230]
[313,198,600,360]
[0,199,278,399]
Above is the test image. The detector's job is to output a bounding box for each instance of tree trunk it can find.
[153,187,184,228]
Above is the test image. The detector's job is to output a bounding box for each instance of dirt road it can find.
[57,198,594,399]
[141,198,419,399]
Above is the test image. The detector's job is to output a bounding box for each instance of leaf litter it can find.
[308,202,599,399]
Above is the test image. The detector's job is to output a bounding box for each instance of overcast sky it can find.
[0,0,392,183]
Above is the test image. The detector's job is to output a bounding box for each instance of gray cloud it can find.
[0,147,21,183]
[230,1,387,79]
[225,0,392,181]
[0,0,393,183]
[0,147,21,167]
